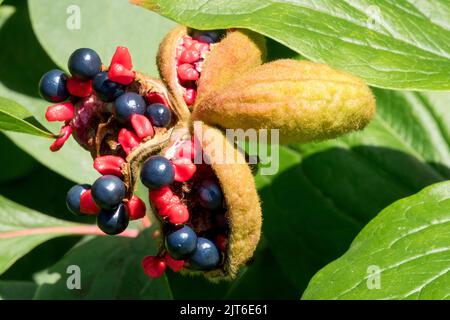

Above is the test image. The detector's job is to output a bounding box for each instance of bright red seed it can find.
[149,186,175,212]
[158,195,182,217]
[79,189,100,215]
[108,63,135,85]
[93,155,125,177]
[130,114,154,140]
[125,195,147,220]
[182,36,197,48]
[67,78,92,98]
[178,49,201,64]
[172,158,197,182]
[142,256,166,278]
[183,88,196,106]
[165,254,185,272]
[118,128,141,155]
[50,125,73,152]
[146,92,168,105]
[110,46,133,70]
[175,139,200,161]
[177,63,200,81]
[45,102,75,122]
[166,203,189,225]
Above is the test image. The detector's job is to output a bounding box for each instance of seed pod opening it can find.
[142,123,261,281]
[157,26,266,113]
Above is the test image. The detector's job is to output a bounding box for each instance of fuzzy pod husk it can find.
[183,123,262,281]
[157,25,192,120]
[157,26,267,112]
[195,29,267,104]
[193,59,376,144]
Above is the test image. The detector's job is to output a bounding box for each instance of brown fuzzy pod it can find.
[184,123,262,281]
[193,60,376,143]
[157,26,267,112]
[157,25,192,121]
[195,29,267,104]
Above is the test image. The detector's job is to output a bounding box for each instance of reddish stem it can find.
[141,215,152,229]
[0,225,139,239]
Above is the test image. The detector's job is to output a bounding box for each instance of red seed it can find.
[130,114,154,140]
[182,36,197,48]
[159,195,182,217]
[166,203,189,225]
[190,42,210,52]
[177,63,199,81]
[108,63,135,85]
[183,88,196,106]
[67,78,92,98]
[110,46,133,70]
[125,195,146,220]
[142,256,166,278]
[50,125,72,152]
[149,186,174,211]
[45,102,75,122]
[165,254,185,272]
[175,139,200,161]
[118,128,141,155]
[93,155,125,177]
[178,49,201,64]
[79,189,100,215]
[172,158,197,182]
[216,234,228,252]
[146,92,168,105]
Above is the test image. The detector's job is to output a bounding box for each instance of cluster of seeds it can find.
[39,46,172,153]
[39,30,230,278]
[175,30,222,106]
[39,46,174,235]
[141,139,227,277]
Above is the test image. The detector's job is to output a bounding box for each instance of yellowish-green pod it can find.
[193,59,376,143]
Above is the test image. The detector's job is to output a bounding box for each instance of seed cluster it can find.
[175,31,222,106]
[141,140,228,277]
[39,30,229,279]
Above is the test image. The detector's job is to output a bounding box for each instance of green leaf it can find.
[34,229,173,300]
[257,90,450,294]
[0,195,83,276]
[0,132,36,183]
[302,181,450,300]
[135,0,450,90]
[0,281,37,300]
[28,0,175,77]
[167,239,298,299]
[0,96,53,137]
[0,1,99,184]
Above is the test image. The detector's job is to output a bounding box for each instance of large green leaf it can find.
[28,0,175,76]
[302,181,450,300]
[0,96,53,137]
[0,1,98,183]
[167,239,298,300]
[34,229,173,299]
[257,90,450,294]
[134,0,450,91]
[0,281,37,299]
[0,195,83,275]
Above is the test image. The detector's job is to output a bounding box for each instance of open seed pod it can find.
[40,23,376,282]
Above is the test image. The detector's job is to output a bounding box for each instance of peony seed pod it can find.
[39,23,376,282]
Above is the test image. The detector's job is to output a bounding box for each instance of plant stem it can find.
[0,225,139,239]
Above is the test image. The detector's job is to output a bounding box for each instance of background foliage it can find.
[0,0,448,300]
